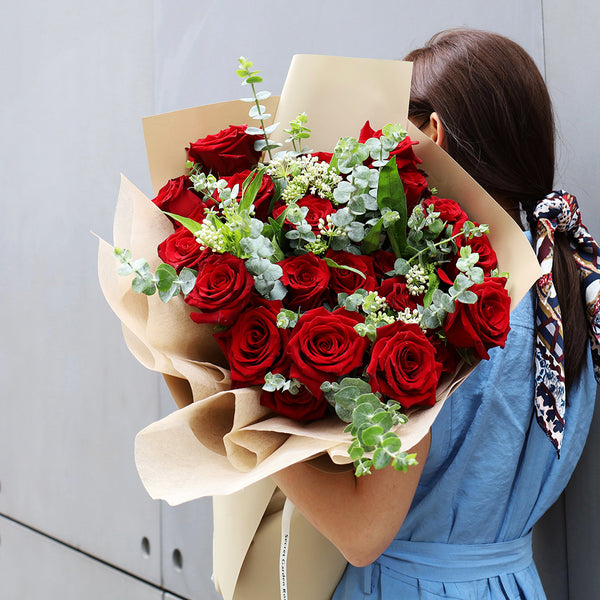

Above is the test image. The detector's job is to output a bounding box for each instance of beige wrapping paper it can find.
[97,54,543,600]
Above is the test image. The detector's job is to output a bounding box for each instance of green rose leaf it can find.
[164,212,203,235]
[377,158,408,257]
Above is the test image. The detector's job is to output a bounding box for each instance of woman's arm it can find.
[271,431,430,567]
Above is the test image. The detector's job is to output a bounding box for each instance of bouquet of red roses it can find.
[114,57,511,476]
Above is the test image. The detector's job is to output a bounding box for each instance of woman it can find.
[272,29,599,598]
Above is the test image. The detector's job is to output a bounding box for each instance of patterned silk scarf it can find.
[533,190,600,454]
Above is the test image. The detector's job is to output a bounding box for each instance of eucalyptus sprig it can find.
[114,247,196,302]
[237,57,281,160]
[321,378,418,476]
[284,112,311,155]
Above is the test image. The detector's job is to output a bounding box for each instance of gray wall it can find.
[1,1,598,598]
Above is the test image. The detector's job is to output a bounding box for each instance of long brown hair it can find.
[405,29,587,389]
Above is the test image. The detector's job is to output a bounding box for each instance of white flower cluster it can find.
[406,264,428,295]
[195,219,226,253]
[267,154,342,204]
[363,291,388,314]
[396,307,422,326]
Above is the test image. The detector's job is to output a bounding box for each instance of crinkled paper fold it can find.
[97,55,542,505]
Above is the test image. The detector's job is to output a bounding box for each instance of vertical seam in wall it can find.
[540,0,547,80]
[157,379,165,590]
[152,0,159,116]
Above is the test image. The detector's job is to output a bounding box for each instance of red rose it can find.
[367,322,442,408]
[371,250,397,283]
[422,196,468,228]
[287,307,368,396]
[438,228,499,283]
[280,253,330,311]
[357,124,428,211]
[377,276,423,311]
[272,195,335,235]
[158,227,209,271]
[187,125,261,176]
[261,386,328,422]
[427,333,460,377]
[326,250,377,304]
[185,253,255,325]
[214,300,288,387]
[152,175,207,222]
[358,121,383,143]
[462,233,498,275]
[443,277,511,359]
[219,169,275,221]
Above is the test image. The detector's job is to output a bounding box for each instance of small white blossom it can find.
[195,219,226,253]
[396,308,422,325]
[406,264,428,295]
[267,154,341,203]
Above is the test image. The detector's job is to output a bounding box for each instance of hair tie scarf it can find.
[533,190,600,454]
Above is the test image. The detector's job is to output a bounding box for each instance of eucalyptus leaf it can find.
[339,378,372,394]
[155,263,178,292]
[132,276,156,295]
[254,139,268,151]
[468,266,484,284]
[331,207,354,227]
[263,122,279,135]
[393,257,410,276]
[371,410,394,430]
[334,386,360,409]
[381,434,402,453]
[158,283,180,303]
[117,264,134,276]
[453,273,472,292]
[456,289,478,304]
[267,280,288,301]
[178,268,197,295]
[245,126,264,135]
[372,447,392,470]
[345,222,364,243]
[348,195,366,215]
[420,308,442,329]
[355,393,381,410]
[360,424,384,447]
[355,460,373,477]
[249,105,266,118]
[335,404,354,423]
[348,443,365,461]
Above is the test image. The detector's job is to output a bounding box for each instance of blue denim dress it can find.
[333,282,596,599]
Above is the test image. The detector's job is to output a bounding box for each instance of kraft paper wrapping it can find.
[98,55,542,506]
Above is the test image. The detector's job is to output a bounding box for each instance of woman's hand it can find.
[271,431,430,567]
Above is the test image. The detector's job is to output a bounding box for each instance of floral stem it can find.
[408,229,465,265]
[251,82,273,161]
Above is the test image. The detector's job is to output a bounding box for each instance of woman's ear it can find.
[429,112,445,148]
[422,112,445,148]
